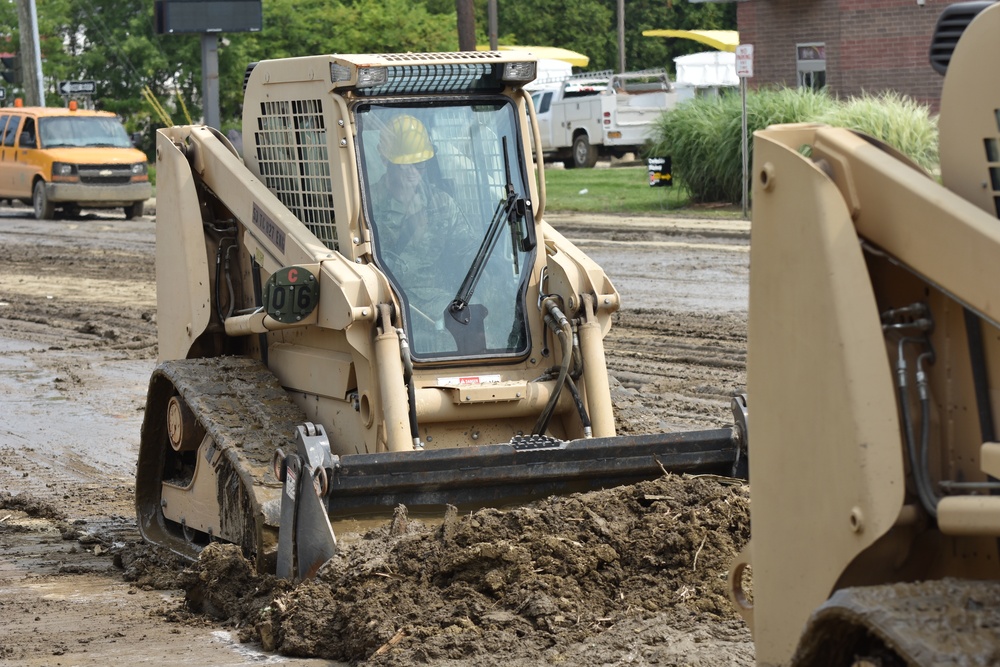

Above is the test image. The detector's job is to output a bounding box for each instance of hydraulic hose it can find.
[915,351,940,517]
[564,375,593,438]
[533,296,573,436]
[895,336,939,518]
[397,327,423,449]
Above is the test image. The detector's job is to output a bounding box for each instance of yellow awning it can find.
[641,29,739,53]
[476,45,589,67]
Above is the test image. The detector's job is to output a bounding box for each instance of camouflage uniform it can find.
[371,178,478,354]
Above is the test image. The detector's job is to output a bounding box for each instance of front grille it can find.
[254,99,338,251]
[78,164,134,186]
[929,1,994,75]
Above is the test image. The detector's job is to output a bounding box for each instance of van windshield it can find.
[39,116,132,149]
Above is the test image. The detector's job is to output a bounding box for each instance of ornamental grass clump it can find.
[816,91,938,172]
[648,87,937,204]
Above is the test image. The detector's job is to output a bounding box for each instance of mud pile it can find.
[184,472,750,665]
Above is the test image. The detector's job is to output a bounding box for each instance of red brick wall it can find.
[736,0,951,111]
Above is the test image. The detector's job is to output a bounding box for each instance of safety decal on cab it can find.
[436,374,502,385]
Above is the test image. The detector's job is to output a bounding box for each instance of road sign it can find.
[58,80,97,96]
[0,89,6,101]
[736,44,754,78]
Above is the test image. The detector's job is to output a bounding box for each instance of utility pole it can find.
[201,34,220,129]
[617,0,626,73]
[456,0,476,52]
[618,0,625,73]
[488,0,498,51]
[16,0,44,106]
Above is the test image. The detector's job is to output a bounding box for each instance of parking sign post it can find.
[736,44,753,219]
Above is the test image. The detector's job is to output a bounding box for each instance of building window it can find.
[796,43,826,91]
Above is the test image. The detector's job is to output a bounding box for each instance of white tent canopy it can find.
[674,51,738,88]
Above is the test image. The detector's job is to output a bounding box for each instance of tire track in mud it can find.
[0,224,158,354]
[606,309,747,432]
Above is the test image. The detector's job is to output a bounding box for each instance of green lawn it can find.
[536,164,741,218]
[150,163,742,219]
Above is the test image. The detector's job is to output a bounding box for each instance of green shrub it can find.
[816,91,938,171]
[648,87,937,203]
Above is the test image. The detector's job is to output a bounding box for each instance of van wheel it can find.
[572,135,598,169]
[33,181,54,220]
[124,201,145,220]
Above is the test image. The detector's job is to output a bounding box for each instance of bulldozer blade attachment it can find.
[276,424,338,580]
[275,454,299,579]
[295,473,338,579]
[322,428,742,518]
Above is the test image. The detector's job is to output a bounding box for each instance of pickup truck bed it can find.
[531,70,677,168]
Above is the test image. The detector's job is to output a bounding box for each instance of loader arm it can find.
[155,125,391,361]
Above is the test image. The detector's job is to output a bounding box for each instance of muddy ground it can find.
[0,204,751,666]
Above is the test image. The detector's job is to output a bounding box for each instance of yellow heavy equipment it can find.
[137,51,746,579]
[728,2,1000,663]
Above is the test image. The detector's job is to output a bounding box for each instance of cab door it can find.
[0,114,12,196]
[10,116,38,199]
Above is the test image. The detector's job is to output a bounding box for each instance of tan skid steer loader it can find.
[728,3,1000,664]
[137,51,746,579]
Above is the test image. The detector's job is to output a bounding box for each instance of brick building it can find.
[734,0,954,111]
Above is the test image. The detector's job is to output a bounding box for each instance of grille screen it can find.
[254,99,338,251]
[78,164,133,186]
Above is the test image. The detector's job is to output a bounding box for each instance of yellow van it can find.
[0,103,152,220]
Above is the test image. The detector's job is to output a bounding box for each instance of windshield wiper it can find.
[448,137,535,325]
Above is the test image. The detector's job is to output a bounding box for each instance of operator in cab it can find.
[369,114,478,353]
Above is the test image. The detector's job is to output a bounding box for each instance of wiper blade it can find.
[448,137,534,325]
[448,192,513,324]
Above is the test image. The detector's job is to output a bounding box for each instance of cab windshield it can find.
[357,100,534,362]
[39,116,132,149]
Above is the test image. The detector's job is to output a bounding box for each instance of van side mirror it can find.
[19,132,35,148]
[130,131,142,147]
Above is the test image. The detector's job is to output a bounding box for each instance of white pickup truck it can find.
[530,69,677,168]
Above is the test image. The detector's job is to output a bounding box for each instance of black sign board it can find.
[154,0,263,34]
[647,156,672,187]
[58,80,97,96]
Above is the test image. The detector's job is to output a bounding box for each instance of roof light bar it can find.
[502,61,536,82]
[327,55,537,95]
[356,63,505,96]
[356,66,388,88]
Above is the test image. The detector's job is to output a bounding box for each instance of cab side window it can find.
[18,117,35,148]
[3,116,21,147]
[0,115,10,147]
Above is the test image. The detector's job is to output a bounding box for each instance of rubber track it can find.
[792,578,1000,666]
[157,356,308,471]
[138,356,309,567]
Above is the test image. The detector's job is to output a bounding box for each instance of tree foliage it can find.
[0,0,733,155]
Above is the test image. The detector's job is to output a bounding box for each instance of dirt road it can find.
[0,204,751,666]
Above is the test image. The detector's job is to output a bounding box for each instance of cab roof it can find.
[4,106,117,118]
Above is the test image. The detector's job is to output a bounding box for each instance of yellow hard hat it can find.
[379,114,434,165]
